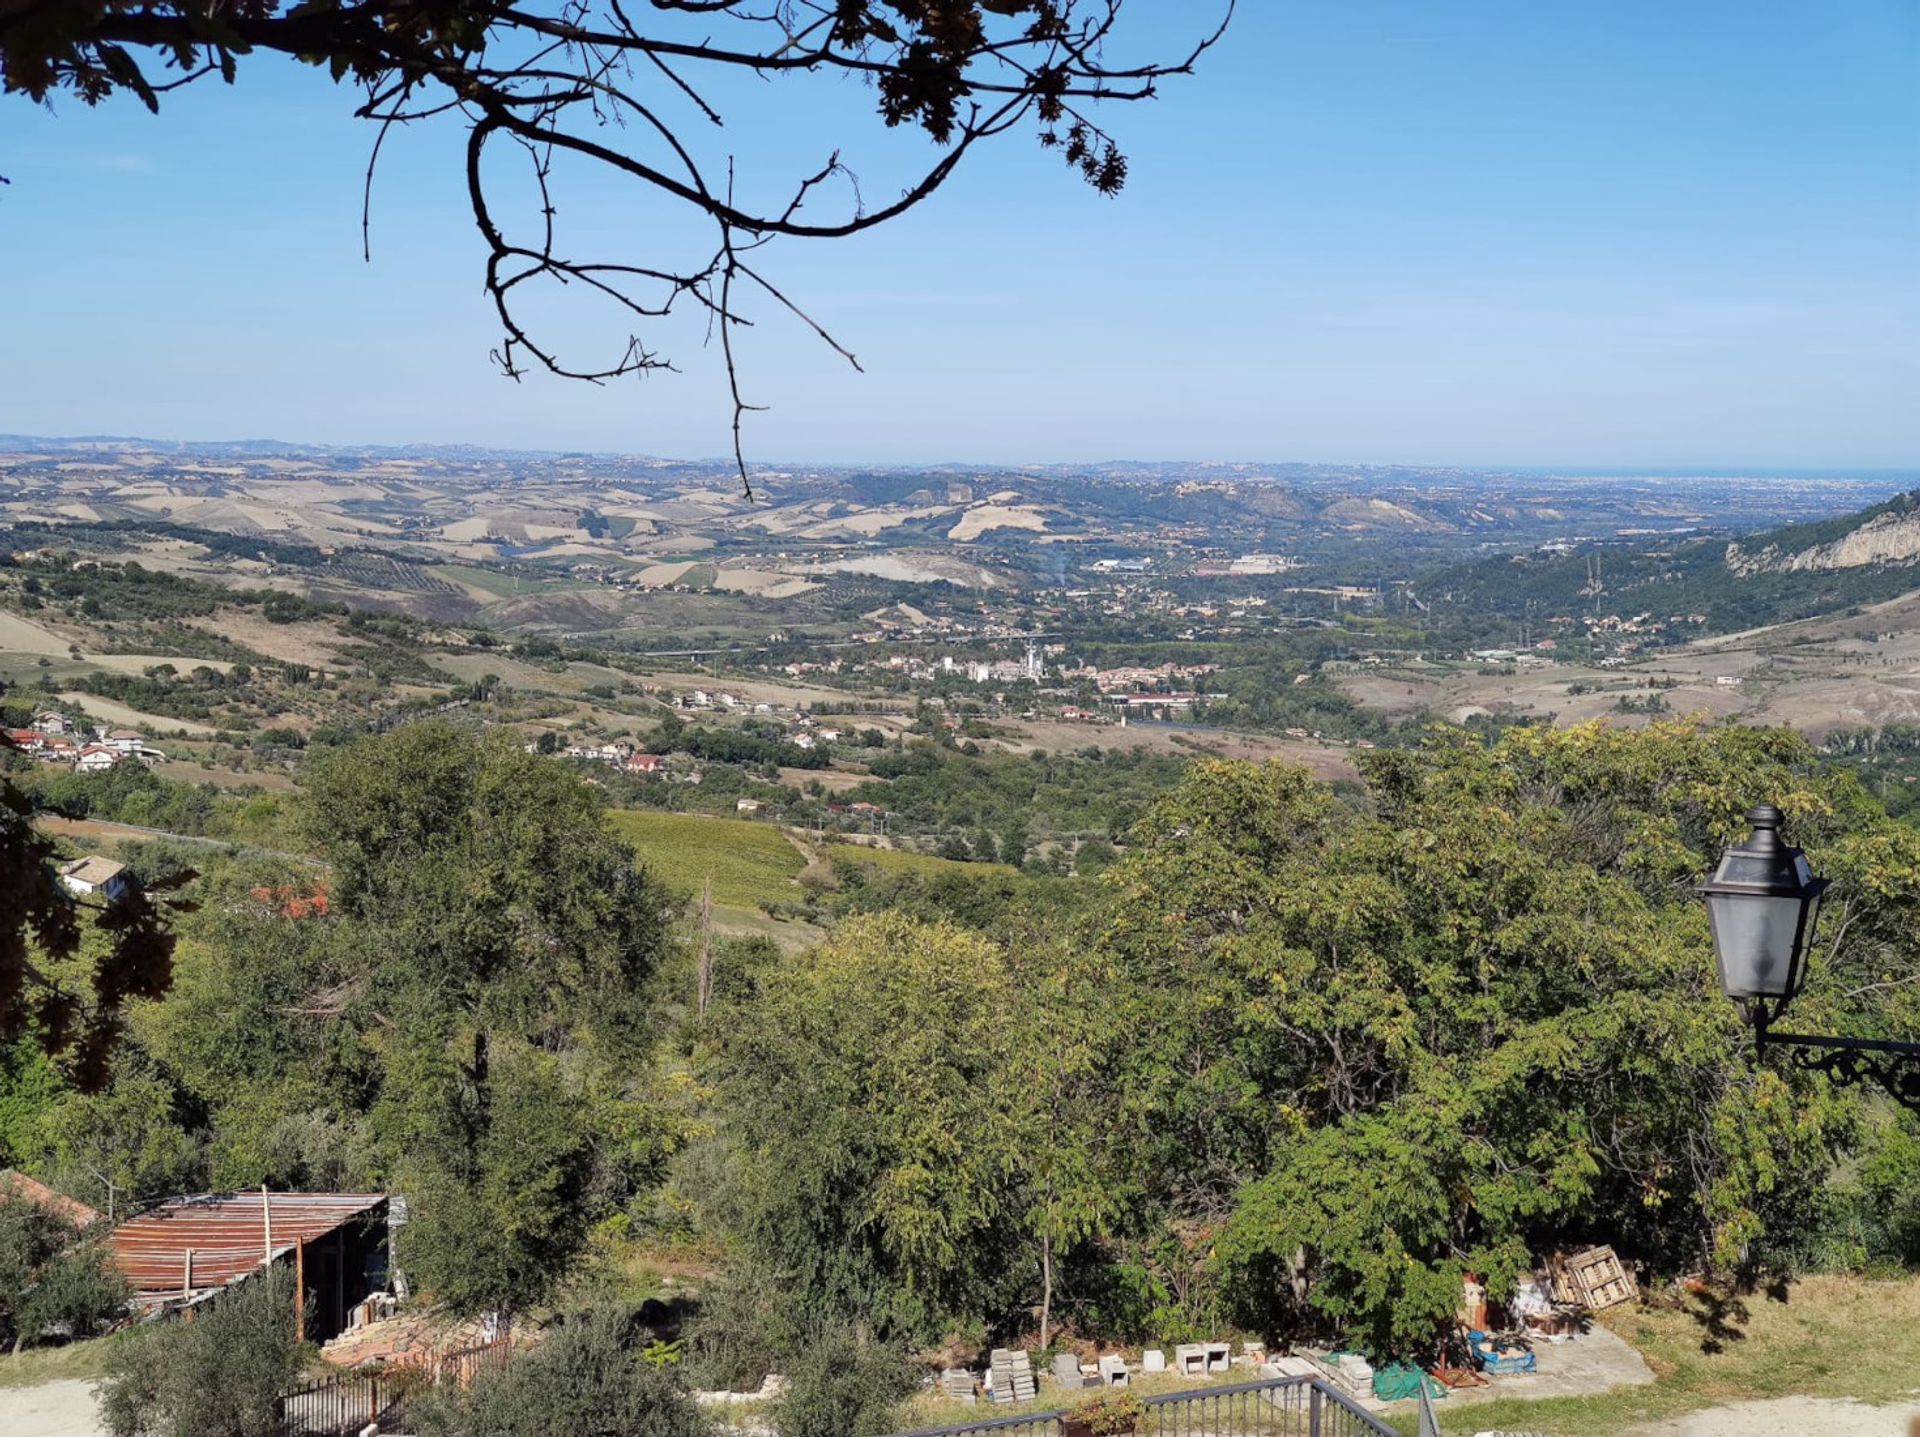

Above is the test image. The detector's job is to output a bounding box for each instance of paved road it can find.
[0,1380,104,1437]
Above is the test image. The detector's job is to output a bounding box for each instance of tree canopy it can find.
[13,712,1920,1369]
[697,720,1920,1358]
[293,722,681,1311]
[1,760,182,1094]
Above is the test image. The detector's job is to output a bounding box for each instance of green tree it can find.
[30,1058,203,1216]
[412,1304,709,1437]
[301,723,678,1313]
[1013,949,1130,1350]
[0,764,180,1092]
[1094,721,1912,1356]
[0,1191,125,1352]
[715,913,1029,1341]
[774,1329,916,1437]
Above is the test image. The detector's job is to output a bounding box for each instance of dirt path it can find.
[1625,1396,1920,1436]
[0,1380,103,1437]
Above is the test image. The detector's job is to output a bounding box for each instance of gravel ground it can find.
[0,1380,104,1437]
[1623,1396,1920,1436]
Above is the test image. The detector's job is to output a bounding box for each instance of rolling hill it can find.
[1418,491,1920,637]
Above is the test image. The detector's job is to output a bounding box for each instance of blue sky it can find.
[2,1,1916,467]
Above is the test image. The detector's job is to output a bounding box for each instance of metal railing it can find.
[1416,1380,1442,1437]
[276,1337,511,1436]
[889,1375,1398,1437]
[276,1368,419,1437]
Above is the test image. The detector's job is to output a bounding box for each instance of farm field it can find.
[427,562,546,599]
[0,610,75,654]
[152,759,298,792]
[606,809,807,911]
[1003,715,1363,781]
[55,690,220,735]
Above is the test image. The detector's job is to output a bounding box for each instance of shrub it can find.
[773,1330,915,1437]
[98,1268,304,1437]
[682,1265,802,1393]
[0,1191,126,1349]
[1065,1390,1145,1436]
[411,1304,709,1437]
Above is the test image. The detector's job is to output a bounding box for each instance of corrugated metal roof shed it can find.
[110,1191,386,1297]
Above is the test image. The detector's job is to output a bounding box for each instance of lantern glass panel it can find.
[1706,892,1805,999]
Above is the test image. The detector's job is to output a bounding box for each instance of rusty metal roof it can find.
[110,1192,386,1296]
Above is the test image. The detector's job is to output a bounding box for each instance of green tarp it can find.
[1371,1363,1444,1401]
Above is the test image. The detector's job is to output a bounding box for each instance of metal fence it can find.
[889,1375,1399,1437]
[276,1338,511,1437]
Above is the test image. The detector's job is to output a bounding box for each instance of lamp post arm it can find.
[1758,1030,1920,1115]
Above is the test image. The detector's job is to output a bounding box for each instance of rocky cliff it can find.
[1727,494,1920,575]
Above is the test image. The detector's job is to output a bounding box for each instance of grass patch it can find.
[897,1366,1262,1430]
[1386,1274,1920,1436]
[429,563,540,599]
[607,810,806,911]
[0,1334,118,1388]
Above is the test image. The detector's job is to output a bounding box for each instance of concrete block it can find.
[1052,1354,1096,1390]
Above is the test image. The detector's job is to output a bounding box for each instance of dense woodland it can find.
[6,714,1920,1434]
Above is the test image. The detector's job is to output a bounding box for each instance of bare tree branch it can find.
[2,2,1231,489]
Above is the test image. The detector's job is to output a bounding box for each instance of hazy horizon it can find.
[4,431,1916,484]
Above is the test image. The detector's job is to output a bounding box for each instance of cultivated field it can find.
[606,810,807,910]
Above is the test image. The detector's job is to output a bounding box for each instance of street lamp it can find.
[1700,804,1920,1113]
[1697,805,1827,1028]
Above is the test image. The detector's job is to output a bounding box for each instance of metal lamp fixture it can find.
[1700,803,1920,1113]
[1696,805,1827,1023]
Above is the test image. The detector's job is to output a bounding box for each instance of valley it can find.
[7,435,1920,939]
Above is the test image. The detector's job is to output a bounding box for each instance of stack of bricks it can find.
[320,1311,490,1368]
[940,1369,979,1404]
[988,1348,1037,1403]
[1052,1354,1098,1390]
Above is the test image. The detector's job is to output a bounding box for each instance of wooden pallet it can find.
[1546,1246,1637,1310]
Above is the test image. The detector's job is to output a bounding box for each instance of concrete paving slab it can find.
[1409,1325,1656,1412]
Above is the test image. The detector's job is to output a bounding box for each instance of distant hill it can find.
[1417,490,1920,636]
[2,436,1905,604]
